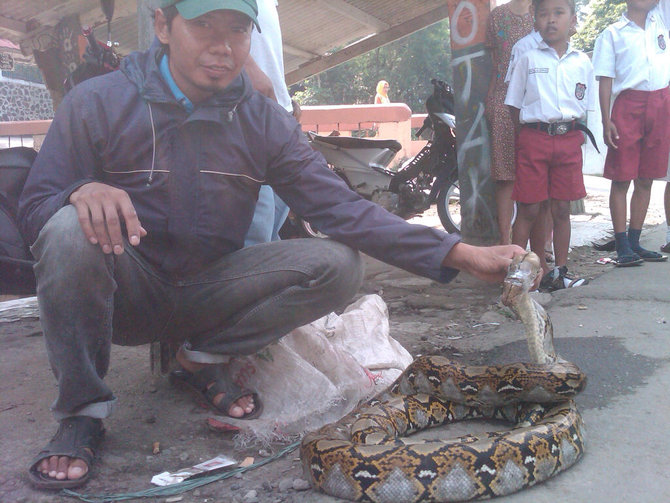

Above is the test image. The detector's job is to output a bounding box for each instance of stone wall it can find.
[0,79,54,121]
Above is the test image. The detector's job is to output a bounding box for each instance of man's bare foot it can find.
[37,452,91,482]
[175,348,255,418]
[29,416,104,489]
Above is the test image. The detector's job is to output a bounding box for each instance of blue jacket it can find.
[19,43,460,281]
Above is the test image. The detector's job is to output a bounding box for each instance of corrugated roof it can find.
[0,0,449,83]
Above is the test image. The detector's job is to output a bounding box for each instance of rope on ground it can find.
[61,440,301,502]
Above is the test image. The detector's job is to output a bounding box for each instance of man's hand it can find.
[69,182,146,254]
[602,119,619,150]
[441,242,527,283]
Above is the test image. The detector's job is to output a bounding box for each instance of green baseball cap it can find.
[160,0,260,31]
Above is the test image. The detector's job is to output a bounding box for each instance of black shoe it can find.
[540,266,588,292]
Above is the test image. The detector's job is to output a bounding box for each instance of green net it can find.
[62,440,301,502]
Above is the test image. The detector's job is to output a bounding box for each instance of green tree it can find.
[573,0,626,53]
[291,19,451,113]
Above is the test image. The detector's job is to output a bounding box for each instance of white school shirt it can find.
[505,42,595,124]
[250,0,292,112]
[505,30,543,83]
[592,1,670,98]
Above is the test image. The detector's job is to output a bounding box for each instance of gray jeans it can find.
[32,206,363,419]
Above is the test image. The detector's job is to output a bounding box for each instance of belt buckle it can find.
[550,123,569,135]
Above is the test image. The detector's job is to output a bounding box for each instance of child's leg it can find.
[609,180,640,263]
[495,180,515,245]
[629,178,653,230]
[544,206,554,257]
[512,202,541,251]
[663,182,670,246]
[627,178,666,261]
[550,199,571,268]
[609,180,630,234]
[529,200,550,274]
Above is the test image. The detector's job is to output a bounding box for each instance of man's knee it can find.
[318,240,363,297]
[32,205,105,271]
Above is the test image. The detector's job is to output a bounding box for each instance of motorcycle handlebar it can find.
[82,26,104,61]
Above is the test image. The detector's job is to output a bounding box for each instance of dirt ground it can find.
[0,188,665,503]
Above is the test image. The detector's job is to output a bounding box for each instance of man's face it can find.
[535,0,576,47]
[155,9,252,103]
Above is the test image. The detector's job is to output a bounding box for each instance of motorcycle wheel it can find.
[436,179,461,233]
[436,181,518,234]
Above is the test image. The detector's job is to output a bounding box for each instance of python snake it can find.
[300,252,587,502]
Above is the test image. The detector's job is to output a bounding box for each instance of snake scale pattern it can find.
[301,253,587,502]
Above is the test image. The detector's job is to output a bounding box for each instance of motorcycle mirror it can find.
[100,0,115,42]
[100,0,115,21]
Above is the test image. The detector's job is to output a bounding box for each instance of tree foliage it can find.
[291,19,451,113]
[573,0,626,53]
[291,0,627,110]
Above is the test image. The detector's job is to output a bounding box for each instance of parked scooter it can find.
[288,79,461,237]
[0,11,119,296]
[0,147,37,295]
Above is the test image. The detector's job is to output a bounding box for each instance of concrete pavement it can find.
[1,191,668,503]
[484,223,670,502]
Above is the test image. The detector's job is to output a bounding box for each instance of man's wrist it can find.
[441,242,470,271]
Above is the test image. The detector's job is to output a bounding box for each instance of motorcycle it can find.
[288,79,462,238]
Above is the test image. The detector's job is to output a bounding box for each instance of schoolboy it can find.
[505,0,594,290]
[592,0,670,266]
[505,28,556,269]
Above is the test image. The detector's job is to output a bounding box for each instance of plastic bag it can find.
[224,294,413,444]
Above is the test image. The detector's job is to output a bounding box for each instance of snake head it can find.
[501,252,541,306]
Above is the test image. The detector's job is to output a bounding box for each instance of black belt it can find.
[524,121,600,153]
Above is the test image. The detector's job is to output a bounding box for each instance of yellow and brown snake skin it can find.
[300,253,587,502]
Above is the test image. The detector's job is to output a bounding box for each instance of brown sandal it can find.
[170,365,262,419]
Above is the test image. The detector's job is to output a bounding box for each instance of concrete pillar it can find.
[138,0,162,50]
[446,0,496,245]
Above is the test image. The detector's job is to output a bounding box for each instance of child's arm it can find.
[508,106,521,135]
[504,52,529,135]
[598,76,618,150]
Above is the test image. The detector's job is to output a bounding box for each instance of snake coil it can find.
[300,252,587,502]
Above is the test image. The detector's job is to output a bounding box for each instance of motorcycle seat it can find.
[310,134,402,152]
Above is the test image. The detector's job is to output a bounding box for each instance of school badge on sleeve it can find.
[575,83,586,100]
[659,34,667,50]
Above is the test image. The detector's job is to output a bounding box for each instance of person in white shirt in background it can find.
[244,0,293,246]
[505,0,595,291]
[592,0,670,265]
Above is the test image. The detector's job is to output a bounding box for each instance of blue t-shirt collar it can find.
[159,53,194,114]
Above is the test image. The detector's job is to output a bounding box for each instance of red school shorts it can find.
[604,87,670,181]
[512,127,586,204]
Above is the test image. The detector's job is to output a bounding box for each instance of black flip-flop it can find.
[28,416,104,489]
[614,254,644,267]
[634,249,668,262]
[170,365,263,420]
